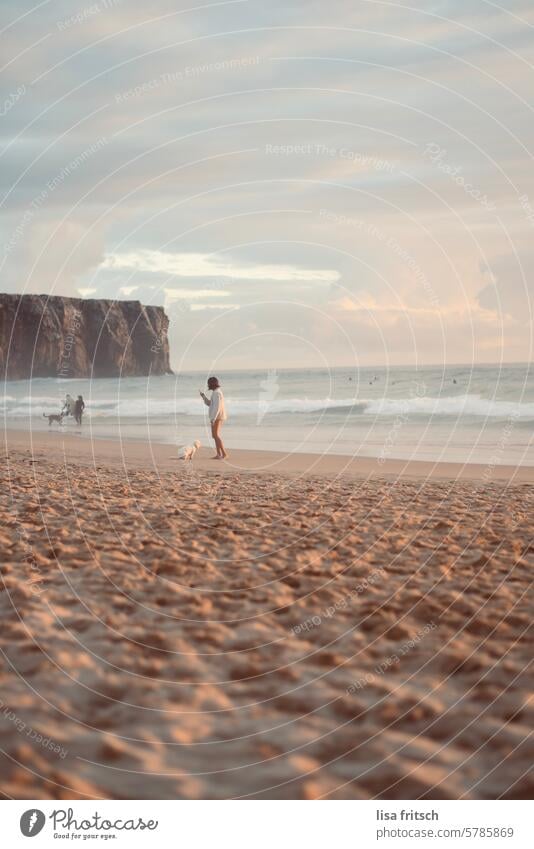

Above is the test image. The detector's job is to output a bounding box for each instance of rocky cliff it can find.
[0,294,172,379]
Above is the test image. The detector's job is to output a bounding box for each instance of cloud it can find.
[102,250,341,283]
[330,294,441,316]
[476,251,534,322]
[164,287,231,300]
[190,303,240,311]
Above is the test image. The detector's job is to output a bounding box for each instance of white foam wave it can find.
[364,394,533,419]
[2,393,534,420]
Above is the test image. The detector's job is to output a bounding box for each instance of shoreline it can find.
[2,426,534,482]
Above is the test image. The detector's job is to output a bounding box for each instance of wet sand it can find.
[5,428,534,480]
[0,429,532,799]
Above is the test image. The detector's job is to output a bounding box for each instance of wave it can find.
[2,393,534,420]
[3,396,365,418]
[363,394,534,419]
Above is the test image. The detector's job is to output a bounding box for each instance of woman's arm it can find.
[200,392,210,407]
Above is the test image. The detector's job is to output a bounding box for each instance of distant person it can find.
[74,395,85,425]
[62,394,75,416]
[200,376,228,460]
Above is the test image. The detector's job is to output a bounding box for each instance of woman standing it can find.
[200,376,228,459]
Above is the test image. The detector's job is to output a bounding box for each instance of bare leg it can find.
[211,420,228,459]
[210,421,221,457]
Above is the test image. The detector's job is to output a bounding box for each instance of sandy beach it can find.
[0,429,532,799]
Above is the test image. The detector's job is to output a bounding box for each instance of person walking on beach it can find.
[200,376,228,459]
[74,395,85,426]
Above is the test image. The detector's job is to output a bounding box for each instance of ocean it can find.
[2,364,533,465]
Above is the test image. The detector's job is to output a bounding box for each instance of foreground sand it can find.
[0,431,532,799]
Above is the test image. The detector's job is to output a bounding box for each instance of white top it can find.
[204,388,227,422]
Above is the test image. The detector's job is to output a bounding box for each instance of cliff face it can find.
[0,294,172,379]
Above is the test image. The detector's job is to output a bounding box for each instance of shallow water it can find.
[2,363,533,465]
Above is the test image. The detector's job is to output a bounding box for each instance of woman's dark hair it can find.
[207,376,220,390]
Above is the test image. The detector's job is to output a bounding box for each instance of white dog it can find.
[178,439,201,461]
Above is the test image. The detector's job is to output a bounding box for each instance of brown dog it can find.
[43,412,64,426]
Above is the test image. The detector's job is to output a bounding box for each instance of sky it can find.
[1,0,534,370]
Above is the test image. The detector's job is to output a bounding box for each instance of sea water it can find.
[2,364,533,465]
